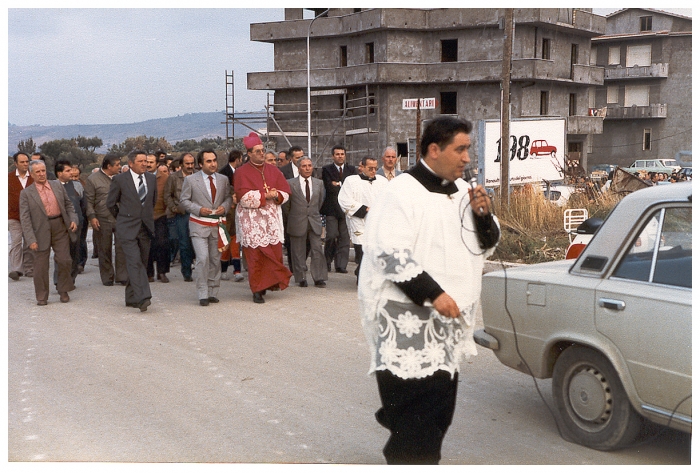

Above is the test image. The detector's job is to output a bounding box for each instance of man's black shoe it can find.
[9,271,20,281]
[138,299,151,312]
[253,292,265,304]
[208,297,219,303]
[184,276,193,282]
[314,280,326,288]
[103,281,114,286]
[199,299,210,306]
[298,280,308,287]
[336,268,348,274]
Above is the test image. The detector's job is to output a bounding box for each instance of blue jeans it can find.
[171,213,194,279]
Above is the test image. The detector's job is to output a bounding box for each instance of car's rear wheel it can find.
[552,346,642,450]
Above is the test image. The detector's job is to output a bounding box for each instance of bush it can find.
[490,186,622,264]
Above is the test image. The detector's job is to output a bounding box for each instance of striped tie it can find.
[138,174,146,205]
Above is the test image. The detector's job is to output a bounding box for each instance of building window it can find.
[643,128,652,151]
[540,91,549,115]
[590,46,597,66]
[340,45,347,67]
[607,86,618,104]
[625,84,650,107]
[542,38,551,60]
[440,92,457,115]
[640,16,652,32]
[368,93,376,115]
[365,42,375,64]
[608,46,620,65]
[441,39,458,62]
[354,8,362,13]
[627,44,652,67]
[569,93,577,116]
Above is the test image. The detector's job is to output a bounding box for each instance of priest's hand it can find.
[432,292,460,318]
[468,184,491,217]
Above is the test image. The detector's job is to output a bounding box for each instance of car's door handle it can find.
[598,298,626,311]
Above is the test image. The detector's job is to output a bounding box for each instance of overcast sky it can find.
[4,5,693,127]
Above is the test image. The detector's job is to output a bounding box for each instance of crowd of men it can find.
[9,116,500,464]
[8,139,404,308]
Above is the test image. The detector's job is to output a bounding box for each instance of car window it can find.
[612,207,692,288]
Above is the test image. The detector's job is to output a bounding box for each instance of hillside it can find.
[8,111,266,155]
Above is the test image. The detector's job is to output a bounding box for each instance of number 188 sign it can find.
[481,118,565,187]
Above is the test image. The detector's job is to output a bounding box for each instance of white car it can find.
[476,182,692,450]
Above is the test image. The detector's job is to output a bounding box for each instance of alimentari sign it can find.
[478,118,566,187]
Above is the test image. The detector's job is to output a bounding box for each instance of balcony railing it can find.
[604,63,669,80]
[604,104,667,119]
[567,115,604,135]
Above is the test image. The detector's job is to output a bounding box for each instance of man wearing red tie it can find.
[180,149,232,306]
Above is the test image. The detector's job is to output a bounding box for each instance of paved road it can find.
[7,250,691,464]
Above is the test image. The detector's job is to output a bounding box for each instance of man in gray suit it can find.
[180,149,233,306]
[376,146,402,181]
[85,154,128,286]
[19,160,78,305]
[106,150,157,312]
[284,157,327,287]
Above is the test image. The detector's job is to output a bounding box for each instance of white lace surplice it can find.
[357,174,497,380]
[236,190,287,248]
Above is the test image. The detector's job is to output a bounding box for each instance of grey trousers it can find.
[119,227,152,305]
[191,232,221,300]
[8,219,34,275]
[290,226,327,283]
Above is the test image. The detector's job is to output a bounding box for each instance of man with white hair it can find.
[376,146,402,181]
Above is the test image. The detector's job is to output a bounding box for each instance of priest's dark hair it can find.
[420,116,473,157]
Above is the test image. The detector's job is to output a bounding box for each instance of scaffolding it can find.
[224,70,267,148]
[225,72,380,165]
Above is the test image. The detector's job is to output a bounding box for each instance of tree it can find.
[76,135,103,154]
[111,135,173,155]
[16,137,37,155]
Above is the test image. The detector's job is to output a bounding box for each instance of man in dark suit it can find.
[285,156,327,287]
[106,149,157,312]
[279,146,304,180]
[19,160,78,305]
[320,145,356,273]
[279,146,305,272]
[219,149,243,186]
[54,160,85,284]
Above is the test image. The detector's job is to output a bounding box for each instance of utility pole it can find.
[500,8,513,205]
[416,99,422,162]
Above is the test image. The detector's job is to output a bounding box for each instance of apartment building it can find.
[587,9,692,170]
[248,8,606,171]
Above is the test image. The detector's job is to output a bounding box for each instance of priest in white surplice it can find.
[358,117,500,465]
[337,156,388,281]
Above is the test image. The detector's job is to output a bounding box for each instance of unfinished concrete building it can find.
[588,9,692,170]
[247,8,606,170]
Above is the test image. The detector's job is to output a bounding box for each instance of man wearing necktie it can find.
[180,149,232,306]
[320,145,356,274]
[338,156,388,281]
[106,150,157,312]
[283,156,327,288]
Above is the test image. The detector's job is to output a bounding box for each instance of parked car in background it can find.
[624,159,679,175]
[678,167,692,180]
[475,182,692,451]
